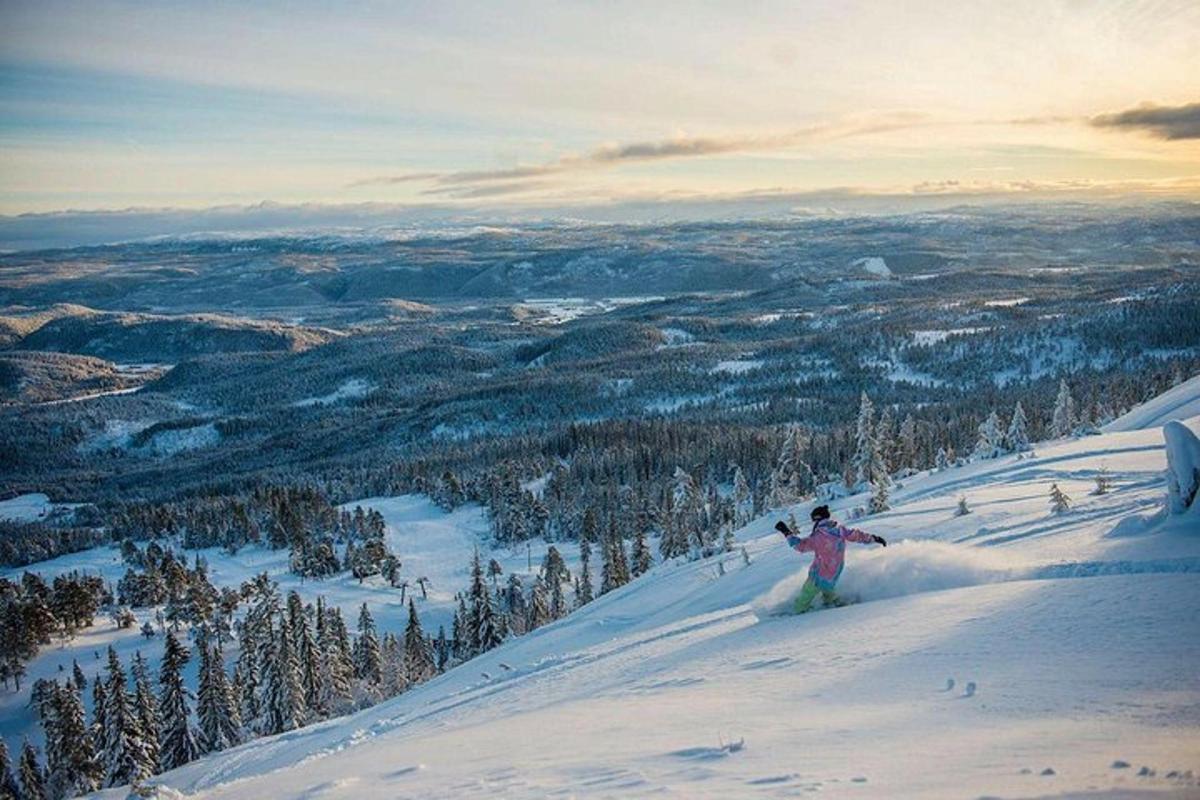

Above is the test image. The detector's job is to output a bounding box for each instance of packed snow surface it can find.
[74,391,1200,799]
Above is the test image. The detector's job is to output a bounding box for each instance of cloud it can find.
[1090,102,1200,140]
[352,115,929,196]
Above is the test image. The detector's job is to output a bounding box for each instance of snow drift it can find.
[1164,419,1200,516]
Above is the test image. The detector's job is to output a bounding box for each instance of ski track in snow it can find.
[9,401,1199,798]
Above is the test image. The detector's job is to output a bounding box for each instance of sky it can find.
[1,0,1198,218]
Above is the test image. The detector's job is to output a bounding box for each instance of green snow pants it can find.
[793,576,843,614]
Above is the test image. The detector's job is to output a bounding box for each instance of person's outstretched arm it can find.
[775,520,815,553]
[839,524,887,547]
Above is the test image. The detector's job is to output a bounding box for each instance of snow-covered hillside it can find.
[99,389,1200,798]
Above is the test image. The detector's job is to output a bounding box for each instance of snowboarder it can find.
[776,505,886,613]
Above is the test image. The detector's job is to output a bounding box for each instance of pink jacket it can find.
[786,519,875,590]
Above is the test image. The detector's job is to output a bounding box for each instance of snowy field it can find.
[70,379,1200,799]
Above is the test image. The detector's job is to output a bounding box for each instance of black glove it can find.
[872,534,887,547]
[774,521,792,535]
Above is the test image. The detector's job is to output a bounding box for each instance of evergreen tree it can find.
[1093,466,1112,495]
[631,527,653,576]
[259,615,305,734]
[769,427,815,507]
[316,602,355,716]
[1052,379,1076,438]
[1049,483,1072,514]
[973,411,1004,460]
[130,652,159,776]
[90,676,107,763]
[467,551,504,654]
[575,539,594,607]
[868,475,891,515]
[0,739,19,800]
[851,392,876,488]
[158,632,201,771]
[197,641,241,753]
[731,465,752,526]
[527,575,552,631]
[1005,401,1031,452]
[19,741,46,800]
[46,682,101,799]
[101,646,152,787]
[935,447,950,471]
[402,600,436,684]
[352,604,383,687]
[955,496,971,517]
[897,414,918,471]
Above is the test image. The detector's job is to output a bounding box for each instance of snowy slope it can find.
[109,399,1200,797]
[1106,374,1200,432]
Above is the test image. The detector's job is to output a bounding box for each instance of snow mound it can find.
[1164,419,1200,516]
[753,540,1024,616]
[1105,374,1200,432]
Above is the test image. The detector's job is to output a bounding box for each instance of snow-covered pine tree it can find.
[668,468,701,557]
[19,741,46,800]
[434,625,450,673]
[575,539,594,607]
[631,527,653,576]
[197,641,241,753]
[1092,466,1112,495]
[955,496,971,516]
[769,427,815,508]
[1006,401,1031,452]
[130,652,159,776]
[973,411,1004,460]
[935,447,950,471]
[868,475,891,515]
[731,465,752,526]
[101,646,152,787]
[90,674,107,762]
[403,599,436,684]
[157,632,201,771]
[504,574,528,635]
[0,739,20,800]
[1052,379,1076,438]
[1049,483,1072,514]
[261,614,306,733]
[897,414,918,471]
[351,603,383,694]
[287,592,319,711]
[47,681,101,799]
[852,392,876,489]
[380,633,406,698]
[527,575,551,632]
[316,602,355,716]
[876,406,897,473]
[71,661,87,693]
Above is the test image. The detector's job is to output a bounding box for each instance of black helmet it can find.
[810,504,831,522]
